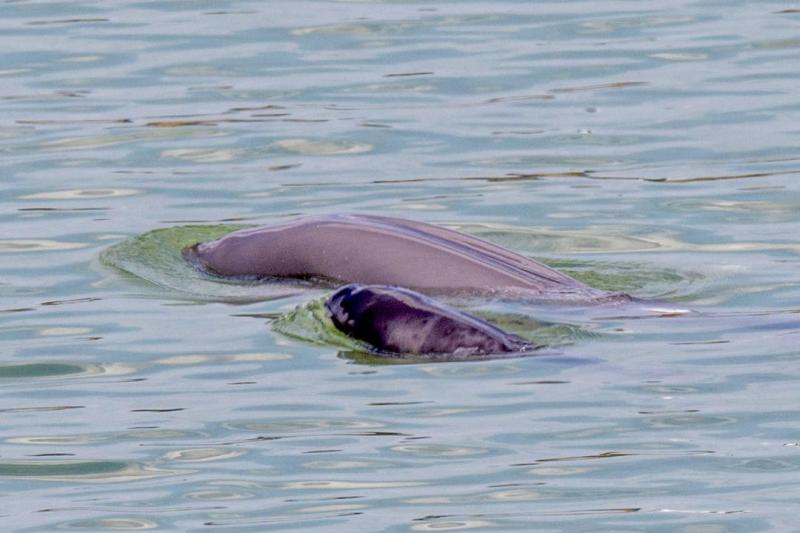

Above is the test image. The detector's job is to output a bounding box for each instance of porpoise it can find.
[326,284,536,358]
[183,214,618,302]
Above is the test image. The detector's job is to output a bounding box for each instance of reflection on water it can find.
[0,361,133,379]
[274,139,374,156]
[0,239,86,252]
[58,517,159,531]
[225,418,386,435]
[1,0,799,530]
[19,188,141,200]
[0,461,180,483]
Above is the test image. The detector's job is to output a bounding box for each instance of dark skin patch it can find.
[325,284,537,358]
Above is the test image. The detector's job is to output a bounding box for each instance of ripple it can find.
[0,240,86,253]
[38,326,93,336]
[448,224,701,294]
[9,429,206,445]
[163,64,226,76]
[228,352,291,362]
[351,82,434,94]
[291,23,390,36]
[20,188,141,200]
[0,362,85,379]
[528,466,591,476]
[26,17,109,27]
[629,233,800,254]
[156,355,211,365]
[666,198,800,219]
[643,414,736,428]
[0,405,83,414]
[227,418,384,434]
[489,488,545,501]
[60,55,104,63]
[273,138,373,155]
[731,458,798,472]
[163,448,244,462]
[650,52,708,61]
[418,364,519,378]
[161,147,240,162]
[0,68,30,76]
[0,461,179,482]
[459,223,660,253]
[579,15,694,33]
[391,444,489,457]
[285,480,423,490]
[302,460,381,470]
[296,503,367,513]
[99,224,307,301]
[40,127,222,151]
[0,362,134,379]
[58,518,158,530]
[412,520,496,531]
[184,489,254,501]
[397,407,478,418]
[40,135,134,151]
[388,202,447,210]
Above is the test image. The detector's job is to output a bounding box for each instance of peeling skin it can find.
[326,284,537,358]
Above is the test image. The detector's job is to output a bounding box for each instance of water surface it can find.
[1,0,799,531]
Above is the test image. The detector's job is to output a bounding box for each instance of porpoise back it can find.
[183,214,606,301]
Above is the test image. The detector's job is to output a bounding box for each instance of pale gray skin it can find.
[184,214,619,302]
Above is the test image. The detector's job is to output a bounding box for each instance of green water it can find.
[100,224,668,359]
[1,1,799,531]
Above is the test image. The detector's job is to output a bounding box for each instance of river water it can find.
[1,1,799,531]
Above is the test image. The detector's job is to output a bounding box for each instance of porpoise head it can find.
[325,283,371,328]
[325,284,537,358]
